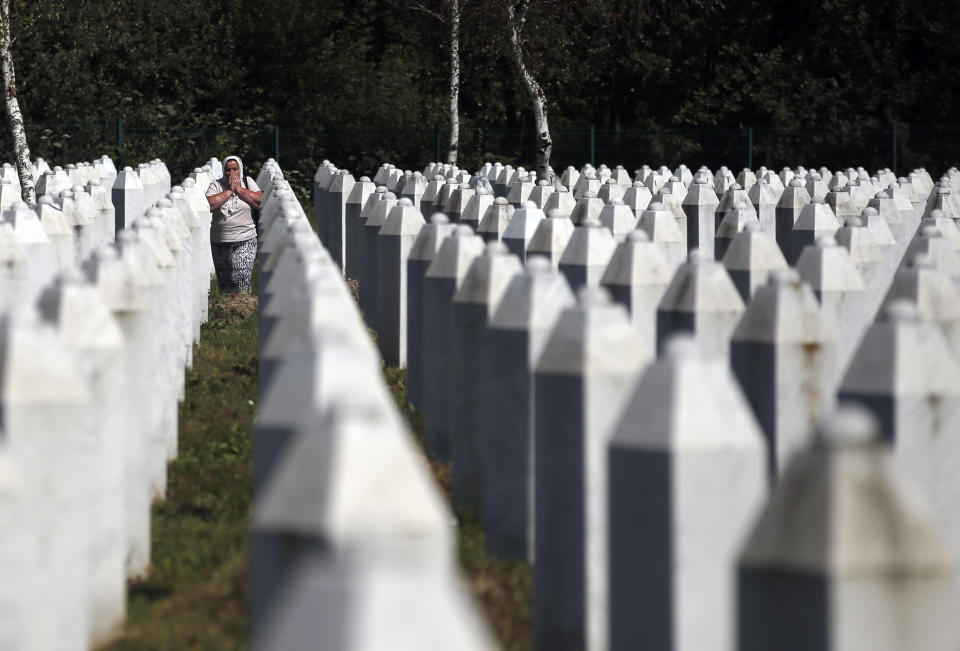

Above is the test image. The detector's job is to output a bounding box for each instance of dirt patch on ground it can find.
[211,293,258,323]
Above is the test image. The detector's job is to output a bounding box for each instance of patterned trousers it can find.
[211,237,257,293]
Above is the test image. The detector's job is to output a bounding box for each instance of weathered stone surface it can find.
[722,222,788,303]
[421,226,485,460]
[738,404,958,651]
[482,257,574,561]
[657,248,746,359]
[682,174,719,258]
[450,242,523,513]
[376,199,426,367]
[637,201,687,271]
[477,197,512,243]
[610,334,766,651]
[731,269,836,475]
[558,216,617,290]
[790,197,840,266]
[406,214,455,409]
[502,201,546,262]
[601,229,672,353]
[534,286,649,651]
[715,200,761,262]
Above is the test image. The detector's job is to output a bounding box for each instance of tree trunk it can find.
[505,1,552,181]
[447,0,460,165]
[0,0,34,206]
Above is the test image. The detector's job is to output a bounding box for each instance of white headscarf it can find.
[222,155,245,216]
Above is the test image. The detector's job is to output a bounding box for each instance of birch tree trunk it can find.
[0,0,34,206]
[447,0,460,165]
[505,0,552,181]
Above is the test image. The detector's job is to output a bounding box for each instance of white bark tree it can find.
[408,0,463,165]
[447,0,460,165]
[0,0,35,205]
[505,0,552,181]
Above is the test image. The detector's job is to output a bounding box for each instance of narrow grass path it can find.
[104,274,530,649]
[102,285,257,650]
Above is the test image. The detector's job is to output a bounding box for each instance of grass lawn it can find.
[104,273,531,650]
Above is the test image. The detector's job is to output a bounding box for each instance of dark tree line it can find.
[6,0,959,178]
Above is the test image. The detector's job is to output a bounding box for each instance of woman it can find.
[205,155,262,293]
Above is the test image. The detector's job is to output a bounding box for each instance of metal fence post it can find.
[274,126,280,163]
[747,126,753,170]
[589,124,596,166]
[891,123,898,175]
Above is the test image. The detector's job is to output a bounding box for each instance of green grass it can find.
[102,270,530,649]
[101,282,258,650]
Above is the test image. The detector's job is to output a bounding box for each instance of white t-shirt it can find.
[206,176,261,242]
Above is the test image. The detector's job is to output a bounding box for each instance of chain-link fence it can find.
[1,120,957,199]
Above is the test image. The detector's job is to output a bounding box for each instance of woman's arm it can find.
[207,186,233,212]
[236,184,263,210]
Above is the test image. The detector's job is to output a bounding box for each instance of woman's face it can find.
[225,160,240,176]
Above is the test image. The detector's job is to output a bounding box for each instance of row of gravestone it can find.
[0,155,218,650]
[250,162,497,650]
[320,156,960,650]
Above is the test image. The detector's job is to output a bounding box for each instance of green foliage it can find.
[5,0,960,177]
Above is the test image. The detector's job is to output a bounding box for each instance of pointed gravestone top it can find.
[489,255,575,331]
[408,213,453,263]
[4,201,50,243]
[749,178,782,206]
[380,201,426,237]
[254,406,453,565]
[37,269,124,350]
[904,226,960,278]
[796,236,865,291]
[840,300,960,396]
[0,309,90,405]
[535,285,650,375]
[682,175,719,206]
[732,269,835,344]
[723,222,788,270]
[739,404,954,575]
[0,221,26,265]
[795,196,840,230]
[425,224,484,281]
[560,215,617,266]
[82,244,148,312]
[638,201,684,242]
[601,229,673,287]
[612,331,764,451]
[859,206,896,246]
[881,253,960,322]
[659,248,746,313]
[920,210,960,249]
[835,216,884,265]
[452,241,522,305]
